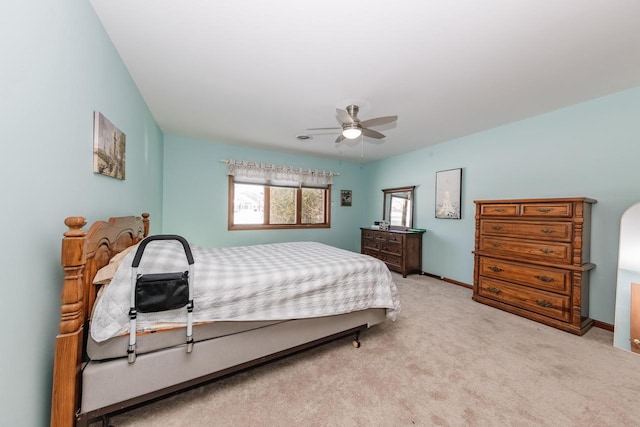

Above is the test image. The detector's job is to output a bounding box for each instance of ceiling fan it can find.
[308,105,398,144]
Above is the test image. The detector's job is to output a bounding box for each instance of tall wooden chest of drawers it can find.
[361,228,425,277]
[473,197,596,335]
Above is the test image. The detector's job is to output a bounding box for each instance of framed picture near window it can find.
[435,168,462,219]
[340,190,352,206]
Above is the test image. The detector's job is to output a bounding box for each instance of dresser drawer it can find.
[480,220,572,242]
[361,239,379,253]
[520,202,573,218]
[478,277,570,321]
[380,242,402,256]
[379,253,402,269]
[362,248,379,258]
[361,228,424,278]
[361,229,376,240]
[479,257,570,294]
[479,236,571,264]
[479,204,518,216]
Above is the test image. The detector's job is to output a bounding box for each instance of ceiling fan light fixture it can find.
[342,125,362,139]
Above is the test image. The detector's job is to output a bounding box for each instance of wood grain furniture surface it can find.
[51,214,387,426]
[361,228,425,277]
[472,197,596,335]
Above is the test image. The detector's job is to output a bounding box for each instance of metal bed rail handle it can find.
[132,234,194,267]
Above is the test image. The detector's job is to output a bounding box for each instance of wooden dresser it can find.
[472,197,596,335]
[361,228,425,277]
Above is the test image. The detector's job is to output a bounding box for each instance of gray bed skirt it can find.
[81,308,386,415]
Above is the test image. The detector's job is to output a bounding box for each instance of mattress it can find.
[91,241,400,342]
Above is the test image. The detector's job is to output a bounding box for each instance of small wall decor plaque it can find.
[435,168,462,219]
[340,189,352,206]
[93,111,126,180]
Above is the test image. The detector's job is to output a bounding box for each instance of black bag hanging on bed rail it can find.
[128,234,195,364]
[135,271,189,313]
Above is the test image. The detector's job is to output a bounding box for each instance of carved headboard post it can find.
[51,217,88,427]
[142,212,150,238]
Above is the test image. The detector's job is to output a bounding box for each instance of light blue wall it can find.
[363,87,640,325]
[3,3,639,424]
[0,2,164,426]
[163,135,366,251]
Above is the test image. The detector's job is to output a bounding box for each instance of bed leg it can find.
[100,415,112,427]
[351,331,361,348]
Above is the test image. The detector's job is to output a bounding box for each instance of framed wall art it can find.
[435,168,462,219]
[340,189,352,206]
[93,111,126,180]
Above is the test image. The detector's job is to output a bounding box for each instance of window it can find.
[224,160,335,231]
[229,178,331,230]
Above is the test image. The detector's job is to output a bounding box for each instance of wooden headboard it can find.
[51,213,149,427]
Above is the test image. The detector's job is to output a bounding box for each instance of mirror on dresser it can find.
[614,201,640,354]
[382,186,415,230]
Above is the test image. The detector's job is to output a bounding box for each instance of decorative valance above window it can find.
[222,159,338,188]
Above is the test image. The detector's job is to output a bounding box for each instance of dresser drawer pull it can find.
[537,208,552,213]
[534,275,555,283]
[535,299,554,308]
[539,248,554,254]
[540,229,555,234]
[487,287,502,294]
[490,242,502,248]
[488,266,504,272]
[491,225,503,231]
[493,208,505,213]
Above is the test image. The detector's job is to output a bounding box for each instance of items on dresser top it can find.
[473,197,596,335]
[361,228,425,278]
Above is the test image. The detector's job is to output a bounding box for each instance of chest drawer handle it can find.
[491,242,502,248]
[491,225,503,231]
[540,229,555,234]
[539,248,554,254]
[534,275,555,283]
[488,266,504,272]
[537,208,552,213]
[535,299,554,308]
[493,208,505,213]
[487,287,502,294]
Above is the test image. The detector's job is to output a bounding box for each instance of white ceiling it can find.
[90,0,640,162]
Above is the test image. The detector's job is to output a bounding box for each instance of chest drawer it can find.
[520,203,573,218]
[380,242,402,256]
[479,257,570,294]
[478,277,570,322]
[364,230,404,243]
[480,220,572,242]
[361,229,377,240]
[479,204,518,216]
[379,253,402,269]
[362,238,378,253]
[479,236,571,264]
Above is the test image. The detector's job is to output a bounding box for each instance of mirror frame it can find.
[382,186,415,230]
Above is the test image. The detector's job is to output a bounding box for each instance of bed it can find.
[50,213,399,426]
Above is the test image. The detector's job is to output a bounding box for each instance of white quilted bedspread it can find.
[91,241,400,342]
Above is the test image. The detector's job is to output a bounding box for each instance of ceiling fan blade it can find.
[360,115,398,128]
[336,108,354,124]
[307,127,341,131]
[335,134,345,144]
[361,128,386,139]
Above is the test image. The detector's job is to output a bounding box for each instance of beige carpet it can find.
[105,273,640,426]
